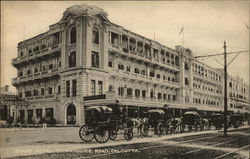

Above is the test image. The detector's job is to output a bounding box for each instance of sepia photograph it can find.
[0,1,249,159]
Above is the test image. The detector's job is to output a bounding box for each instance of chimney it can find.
[5,85,9,92]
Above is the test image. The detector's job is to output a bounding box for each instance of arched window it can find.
[58,61,61,67]
[27,69,32,75]
[33,89,38,96]
[69,51,76,67]
[70,27,76,44]
[25,90,32,97]
[92,27,99,44]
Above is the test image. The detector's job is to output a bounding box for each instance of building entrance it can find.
[67,104,76,124]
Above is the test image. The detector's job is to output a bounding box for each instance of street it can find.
[0,126,249,159]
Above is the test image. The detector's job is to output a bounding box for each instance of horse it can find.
[127,117,148,138]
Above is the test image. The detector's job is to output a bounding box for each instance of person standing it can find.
[42,116,47,130]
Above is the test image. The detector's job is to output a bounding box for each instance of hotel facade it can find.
[11,4,249,125]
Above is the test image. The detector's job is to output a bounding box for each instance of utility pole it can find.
[223,41,228,137]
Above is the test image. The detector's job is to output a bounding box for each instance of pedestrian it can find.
[17,117,22,130]
[42,116,47,130]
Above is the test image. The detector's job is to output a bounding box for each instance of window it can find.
[48,87,53,95]
[127,88,133,97]
[49,64,53,70]
[185,78,189,85]
[18,71,23,77]
[42,65,46,71]
[33,89,38,96]
[175,56,179,66]
[109,85,114,92]
[91,51,99,68]
[98,81,103,95]
[27,69,32,75]
[229,82,232,87]
[91,80,96,95]
[141,69,146,75]
[118,64,124,70]
[19,92,23,98]
[92,27,99,44]
[25,90,32,97]
[185,63,189,70]
[20,52,24,56]
[72,79,77,97]
[58,61,61,67]
[150,72,155,77]
[70,27,76,44]
[41,88,45,96]
[173,95,176,100]
[135,89,140,98]
[168,77,171,81]
[126,66,131,72]
[163,94,167,100]
[34,68,39,73]
[134,68,140,74]
[58,85,61,94]
[156,74,161,79]
[66,81,70,97]
[158,93,162,99]
[142,90,146,98]
[69,51,76,67]
[118,87,124,96]
[150,91,154,99]
[108,61,113,67]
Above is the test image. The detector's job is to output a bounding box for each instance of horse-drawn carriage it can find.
[229,113,244,128]
[180,110,210,132]
[79,105,133,143]
[142,109,172,136]
[209,113,224,130]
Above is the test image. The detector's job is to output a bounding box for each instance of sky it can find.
[1,1,249,93]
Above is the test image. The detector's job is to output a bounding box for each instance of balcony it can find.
[12,44,61,67]
[12,68,59,86]
[109,69,180,89]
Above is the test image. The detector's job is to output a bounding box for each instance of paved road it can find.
[0,126,249,159]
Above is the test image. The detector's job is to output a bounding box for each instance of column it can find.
[24,106,28,124]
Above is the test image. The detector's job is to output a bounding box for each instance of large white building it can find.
[11,4,249,125]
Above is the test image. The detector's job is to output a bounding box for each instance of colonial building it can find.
[11,4,249,125]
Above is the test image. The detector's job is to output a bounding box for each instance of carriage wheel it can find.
[124,128,133,141]
[157,123,164,137]
[109,130,118,141]
[94,126,110,143]
[79,125,94,142]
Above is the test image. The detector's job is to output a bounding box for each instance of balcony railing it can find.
[12,68,59,85]
[12,43,61,66]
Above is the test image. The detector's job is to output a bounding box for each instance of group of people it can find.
[6,116,49,130]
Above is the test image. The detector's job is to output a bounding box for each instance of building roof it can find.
[63,4,108,19]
